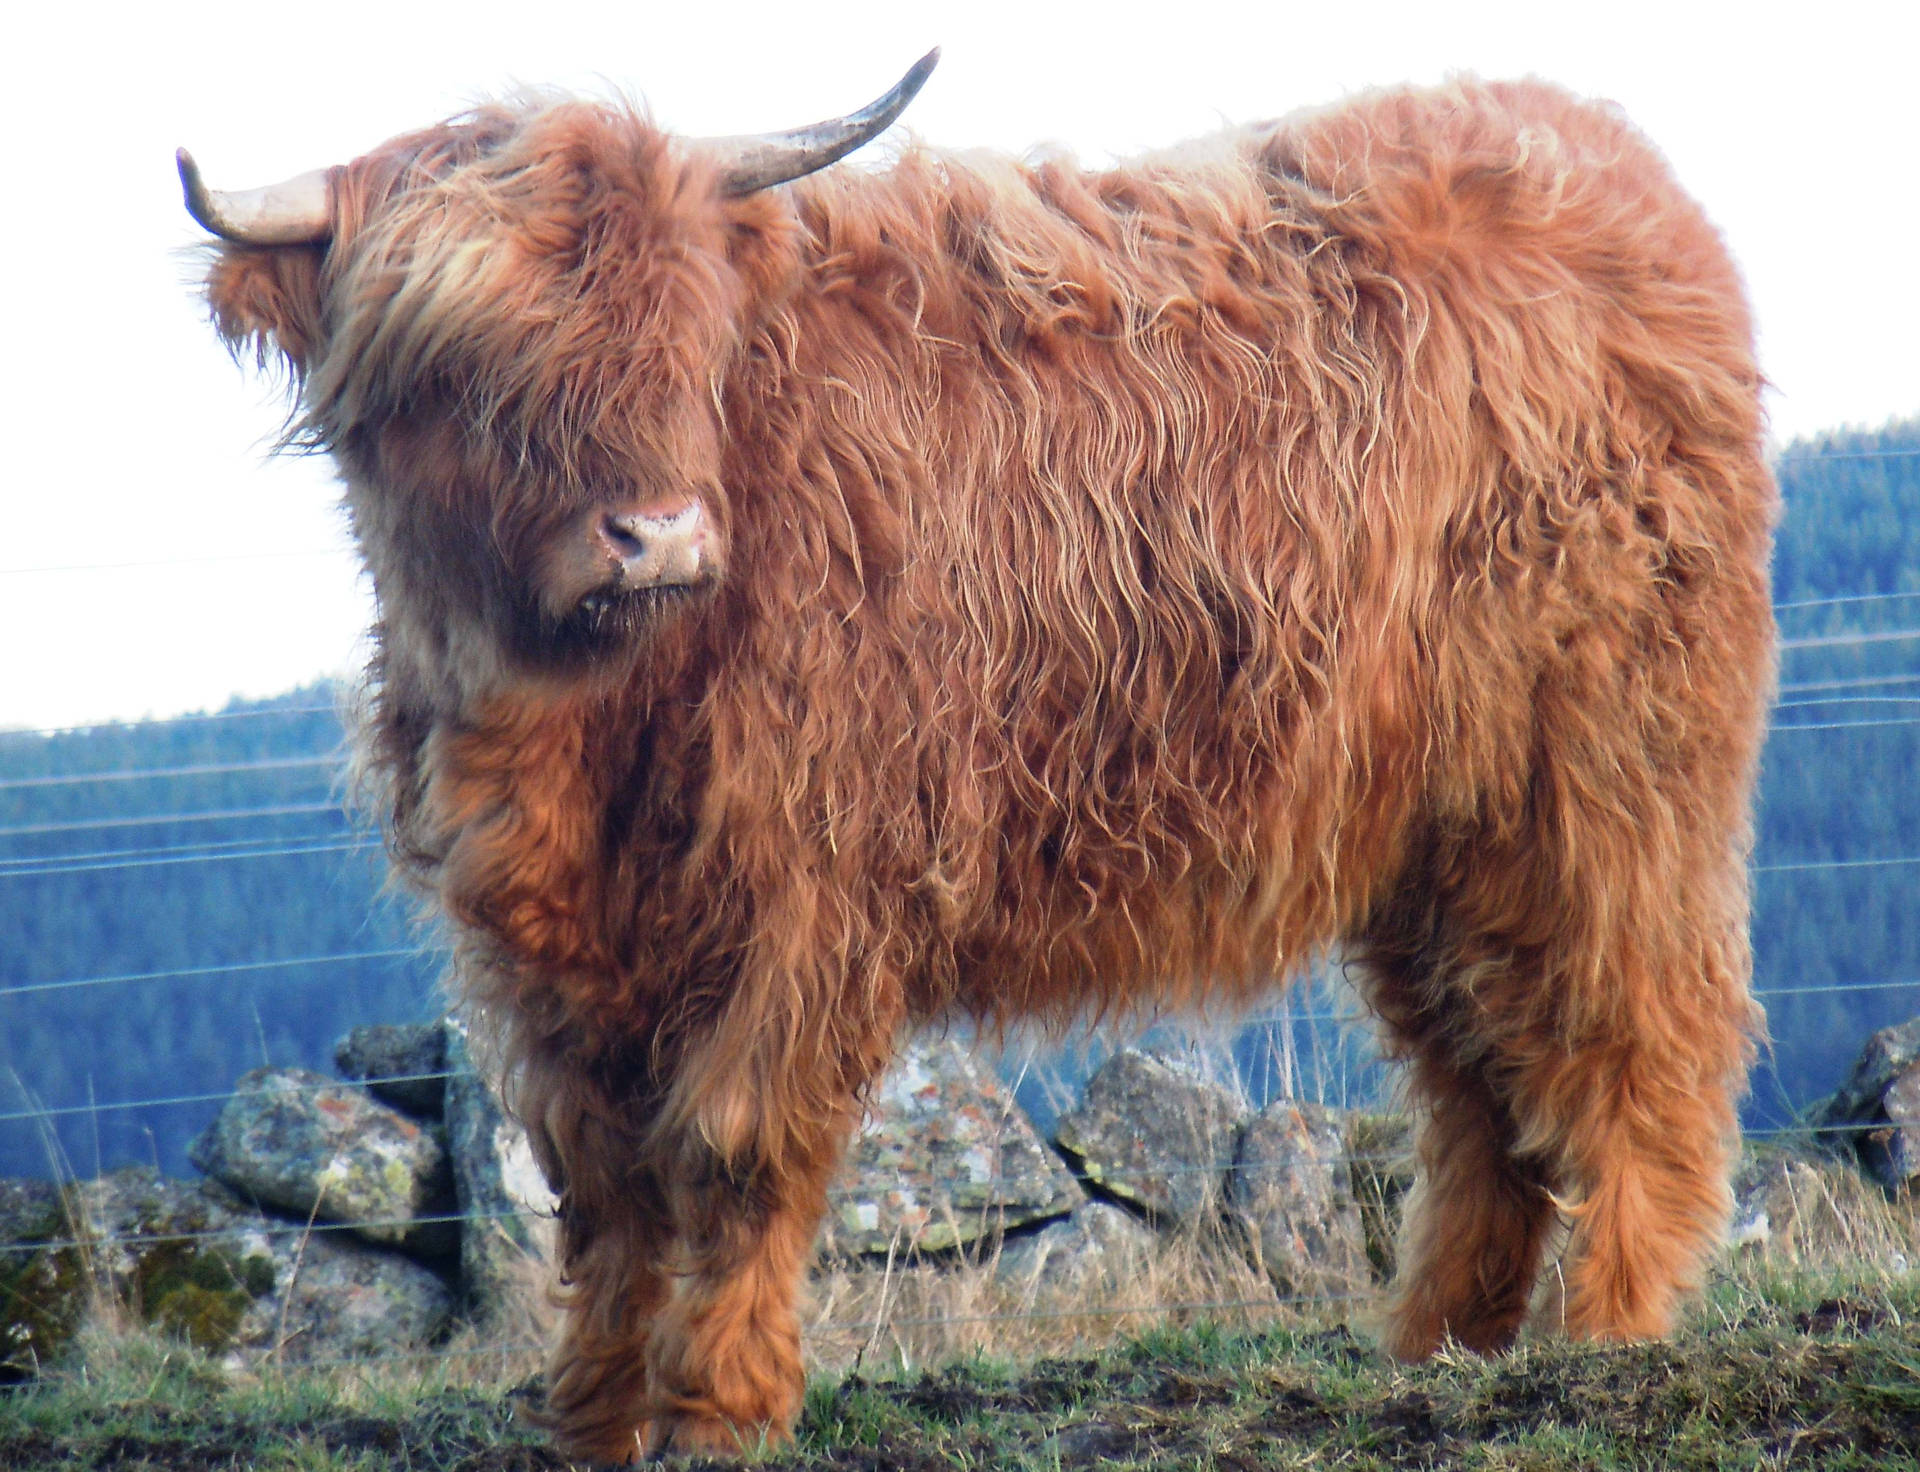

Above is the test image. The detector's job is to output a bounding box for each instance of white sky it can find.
[4,0,1916,732]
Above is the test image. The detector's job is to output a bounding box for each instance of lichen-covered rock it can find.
[334,1022,449,1119]
[217,1220,454,1365]
[0,1178,85,1380]
[822,1034,1081,1259]
[1857,1065,1920,1192]
[64,1170,280,1357]
[1228,1100,1368,1297]
[992,1202,1157,1297]
[1730,1149,1846,1256]
[443,1024,558,1320]
[1819,1018,1920,1129]
[38,1168,452,1366]
[1051,1048,1246,1227]
[190,1067,456,1257]
[1815,1018,1920,1192]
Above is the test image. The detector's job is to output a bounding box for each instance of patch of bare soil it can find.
[1793,1294,1894,1335]
[0,1391,573,1472]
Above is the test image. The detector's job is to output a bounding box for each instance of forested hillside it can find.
[3,417,1917,1178]
[0,694,437,1177]
[1750,416,1920,1120]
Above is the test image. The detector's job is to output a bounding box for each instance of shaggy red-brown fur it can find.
[198,76,1774,1460]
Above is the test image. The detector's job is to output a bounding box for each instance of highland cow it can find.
[182,53,1774,1460]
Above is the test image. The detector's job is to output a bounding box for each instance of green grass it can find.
[7,1270,1920,1469]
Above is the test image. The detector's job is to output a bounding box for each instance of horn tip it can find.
[176,147,219,236]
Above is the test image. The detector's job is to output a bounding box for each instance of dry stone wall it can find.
[1,1020,1563,1374]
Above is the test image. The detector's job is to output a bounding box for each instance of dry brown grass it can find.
[23,1117,1920,1402]
[788,1131,1920,1381]
[1713,1138,1920,1298]
[800,1214,1336,1378]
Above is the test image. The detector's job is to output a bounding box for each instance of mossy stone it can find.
[0,1183,88,1380]
[133,1240,276,1354]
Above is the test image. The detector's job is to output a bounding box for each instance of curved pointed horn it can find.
[176,148,333,246]
[712,47,939,197]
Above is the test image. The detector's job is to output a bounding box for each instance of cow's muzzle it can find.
[544,496,714,625]
[594,503,710,593]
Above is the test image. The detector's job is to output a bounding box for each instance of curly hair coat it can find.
[198,75,1774,1460]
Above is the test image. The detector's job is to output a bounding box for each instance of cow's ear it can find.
[719,188,802,318]
[203,243,328,377]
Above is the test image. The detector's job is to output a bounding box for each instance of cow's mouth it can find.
[564,581,698,646]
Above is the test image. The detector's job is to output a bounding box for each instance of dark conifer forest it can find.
[3,417,1918,1179]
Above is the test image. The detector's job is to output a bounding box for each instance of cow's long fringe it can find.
[201,77,1775,1459]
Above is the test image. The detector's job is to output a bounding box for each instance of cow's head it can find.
[185,52,935,692]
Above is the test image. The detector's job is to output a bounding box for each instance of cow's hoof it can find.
[548,1421,654,1467]
[640,1411,781,1460]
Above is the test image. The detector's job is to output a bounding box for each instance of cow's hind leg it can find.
[1372,730,1758,1352]
[1497,678,1759,1342]
[1362,934,1558,1357]
[1508,911,1754,1343]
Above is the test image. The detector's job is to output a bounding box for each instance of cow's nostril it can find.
[601,514,647,558]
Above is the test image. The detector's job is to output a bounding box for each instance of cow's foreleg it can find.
[636,1098,855,1457]
[527,1074,675,1467]
[544,1188,672,1464]
[531,1035,857,1463]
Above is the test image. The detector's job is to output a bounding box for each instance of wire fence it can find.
[0,704,341,744]
[6,1103,1910,1265]
[5,572,1920,1376]
[0,755,340,793]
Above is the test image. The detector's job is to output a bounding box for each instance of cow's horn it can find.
[176,148,333,246]
[712,47,939,197]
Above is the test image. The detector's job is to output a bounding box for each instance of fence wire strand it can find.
[0,838,374,879]
[1768,715,1920,731]
[0,828,355,872]
[0,801,344,840]
[2,947,439,1000]
[0,704,342,743]
[1778,671,1920,694]
[2,950,1914,1023]
[0,754,338,793]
